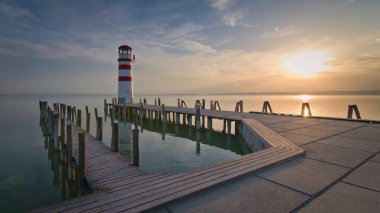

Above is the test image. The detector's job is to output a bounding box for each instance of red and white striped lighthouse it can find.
[117,45,134,103]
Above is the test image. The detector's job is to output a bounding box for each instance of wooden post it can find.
[347,104,361,119]
[195,105,201,130]
[132,129,139,166]
[67,106,71,121]
[301,103,312,117]
[223,120,226,133]
[240,100,243,112]
[66,124,74,162]
[112,122,120,152]
[86,113,90,132]
[85,106,88,115]
[96,117,103,140]
[207,117,212,130]
[182,113,186,125]
[201,99,205,128]
[53,114,61,150]
[78,132,87,180]
[262,101,273,113]
[177,98,181,107]
[104,99,107,112]
[154,98,157,106]
[94,108,98,119]
[210,100,214,110]
[158,98,161,105]
[175,113,180,124]
[227,120,232,134]
[188,114,193,127]
[162,104,166,123]
[77,109,82,127]
[61,118,66,146]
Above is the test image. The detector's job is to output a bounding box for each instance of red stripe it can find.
[119,64,131,69]
[119,76,132,81]
[118,58,132,62]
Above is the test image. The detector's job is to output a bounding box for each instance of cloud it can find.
[261,26,302,38]
[341,0,356,5]
[210,0,233,11]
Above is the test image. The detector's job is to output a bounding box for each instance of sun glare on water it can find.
[282,51,331,77]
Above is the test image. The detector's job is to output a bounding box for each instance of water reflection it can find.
[111,110,256,174]
[39,116,92,201]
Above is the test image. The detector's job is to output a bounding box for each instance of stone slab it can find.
[340,130,380,142]
[308,124,357,132]
[256,157,349,196]
[267,122,317,131]
[317,135,380,153]
[278,132,320,146]
[299,182,380,213]
[286,128,341,138]
[325,120,368,128]
[302,142,372,168]
[355,125,380,134]
[371,153,380,162]
[266,126,288,133]
[343,161,380,192]
[158,176,309,213]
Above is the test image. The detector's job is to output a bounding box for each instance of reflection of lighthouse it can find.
[118,45,134,103]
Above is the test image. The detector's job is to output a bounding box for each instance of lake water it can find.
[0,94,379,212]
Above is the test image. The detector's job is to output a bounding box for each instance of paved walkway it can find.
[156,113,380,213]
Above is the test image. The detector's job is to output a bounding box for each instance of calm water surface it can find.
[0,94,379,212]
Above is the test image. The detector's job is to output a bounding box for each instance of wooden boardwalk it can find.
[34,103,304,213]
[36,102,378,212]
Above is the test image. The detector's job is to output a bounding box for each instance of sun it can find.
[282,51,330,77]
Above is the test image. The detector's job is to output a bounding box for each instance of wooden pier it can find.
[34,99,380,213]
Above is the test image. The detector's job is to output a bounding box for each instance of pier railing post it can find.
[78,132,87,180]
[347,104,361,119]
[262,101,273,113]
[112,122,120,152]
[207,117,213,130]
[301,103,312,117]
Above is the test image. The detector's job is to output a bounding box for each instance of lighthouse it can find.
[118,45,134,103]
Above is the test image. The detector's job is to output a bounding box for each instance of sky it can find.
[0,0,379,94]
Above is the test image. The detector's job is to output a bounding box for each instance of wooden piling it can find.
[188,115,193,127]
[207,117,213,130]
[66,124,74,162]
[195,105,201,130]
[227,120,232,134]
[78,132,87,180]
[77,109,82,127]
[86,113,90,132]
[96,117,103,140]
[132,129,139,166]
[61,118,66,146]
[94,108,98,120]
[53,114,61,150]
[111,122,119,152]
[67,106,71,121]
[162,104,166,123]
